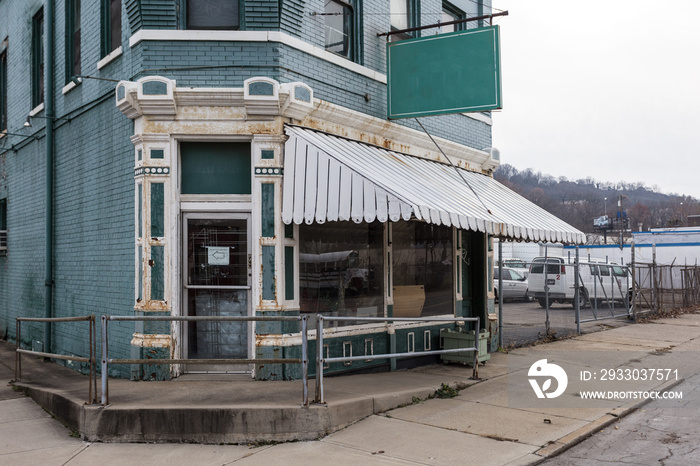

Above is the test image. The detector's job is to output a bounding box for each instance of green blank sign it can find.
[387,25,502,119]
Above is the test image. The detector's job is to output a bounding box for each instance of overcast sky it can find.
[491,0,700,199]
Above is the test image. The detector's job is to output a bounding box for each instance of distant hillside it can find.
[494,164,699,234]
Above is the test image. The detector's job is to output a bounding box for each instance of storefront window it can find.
[393,222,453,317]
[299,221,384,326]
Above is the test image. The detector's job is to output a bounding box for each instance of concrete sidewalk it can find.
[2,312,699,465]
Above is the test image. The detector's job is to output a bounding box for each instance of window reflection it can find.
[393,222,453,317]
[299,222,384,326]
[390,0,412,41]
[325,0,352,57]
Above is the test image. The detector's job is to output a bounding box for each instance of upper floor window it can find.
[185,0,241,30]
[324,0,362,62]
[441,2,465,33]
[66,0,81,83]
[32,9,44,108]
[325,0,352,57]
[390,0,418,41]
[1,45,7,132]
[102,0,122,56]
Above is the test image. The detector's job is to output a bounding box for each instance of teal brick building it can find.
[0,0,583,381]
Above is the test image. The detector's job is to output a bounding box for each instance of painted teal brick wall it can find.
[131,39,491,149]
[279,0,305,37]
[135,40,282,86]
[132,0,283,31]
[0,0,53,348]
[245,0,280,30]
[0,0,138,378]
[126,0,143,33]
[52,99,135,370]
[0,0,494,379]
[0,0,45,344]
[0,138,47,345]
[141,0,178,29]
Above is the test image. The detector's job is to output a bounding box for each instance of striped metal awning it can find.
[281,126,585,244]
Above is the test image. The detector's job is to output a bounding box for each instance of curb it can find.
[13,377,478,444]
[535,377,685,459]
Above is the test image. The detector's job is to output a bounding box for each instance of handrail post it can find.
[315,315,325,404]
[472,316,480,379]
[15,318,20,381]
[93,315,98,404]
[101,315,109,406]
[301,315,308,407]
[88,315,94,404]
[575,247,581,334]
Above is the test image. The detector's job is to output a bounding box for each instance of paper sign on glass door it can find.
[207,246,230,265]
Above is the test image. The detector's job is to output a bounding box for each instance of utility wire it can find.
[414,117,494,216]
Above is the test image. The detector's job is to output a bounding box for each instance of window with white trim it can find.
[101,0,122,56]
[441,1,465,33]
[32,9,44,108]
[324,0,362,62]
[65,0,81,83]
[390,0,417,41]
[325,0,352,56]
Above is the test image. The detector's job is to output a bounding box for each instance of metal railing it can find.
[314,315,480,404]
[100,315,309,407]
[14,313,482,408]
[15,315,97,405]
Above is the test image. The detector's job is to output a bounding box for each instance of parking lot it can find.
[499,298,633,348]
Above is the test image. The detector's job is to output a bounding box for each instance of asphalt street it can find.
[544,368,700,465]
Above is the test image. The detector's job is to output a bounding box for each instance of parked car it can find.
[527,256,632,308]
[496,258,530,278]
[494,266,529,302]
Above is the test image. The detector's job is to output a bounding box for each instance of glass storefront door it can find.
[183,214,251,373]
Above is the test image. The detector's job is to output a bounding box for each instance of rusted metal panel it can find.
[131,332,172,348]
[281,126,585,244]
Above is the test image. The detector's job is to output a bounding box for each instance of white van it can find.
[527,257,632,308]
[586,260,633,307]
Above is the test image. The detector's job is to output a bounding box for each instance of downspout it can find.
[44,0,55,354]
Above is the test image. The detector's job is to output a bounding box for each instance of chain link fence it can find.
[633,262,700,313]
[497,254,632,348]
[497,251,700,348]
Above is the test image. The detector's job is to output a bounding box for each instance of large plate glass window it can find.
[393,222,454,317]
[299,221,383,327]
